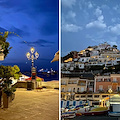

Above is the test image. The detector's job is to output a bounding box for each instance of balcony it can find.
[61,83,67,85]
[78,83,86,86]
[68,82,77,84]
[112,81,118,83]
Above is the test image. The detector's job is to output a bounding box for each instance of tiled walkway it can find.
[0,88,59,120]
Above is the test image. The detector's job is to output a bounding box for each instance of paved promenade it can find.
[0,88,59,120]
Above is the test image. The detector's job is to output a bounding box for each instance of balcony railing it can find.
[78,83,86,86]
[61,83,67,85]
[68,82,77,84]
[112,81,118,83]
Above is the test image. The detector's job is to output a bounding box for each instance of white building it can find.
[19,74,29,81]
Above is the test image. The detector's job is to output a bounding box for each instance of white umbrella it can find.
[51,51,59,63]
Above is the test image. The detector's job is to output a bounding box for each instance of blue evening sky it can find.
[61,0,120,56]
[0,0,59,72]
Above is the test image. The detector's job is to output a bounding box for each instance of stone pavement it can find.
[0,88,59,120]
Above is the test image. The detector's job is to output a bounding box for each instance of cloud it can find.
[0,27,7,32]
[66,11,76,19]
[62,0,76,8]
[94,7,102,17]
[9,26,30,37]
[108,24,120,35]
[86,7,106,29]
[20,39,54,47]
[88,1,93,9]
[86,18,106,29]
[62,24,82,32]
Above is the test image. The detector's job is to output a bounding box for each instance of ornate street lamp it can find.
[26,47,39,67]
[26,47,39,90]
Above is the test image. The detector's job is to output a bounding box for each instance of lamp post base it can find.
[27,81,33,90]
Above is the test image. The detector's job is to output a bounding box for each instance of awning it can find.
[51,51,59,63]
[25,76,44,81]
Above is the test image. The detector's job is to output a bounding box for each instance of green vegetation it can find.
[0,65,21,96]
[0,31,12,58]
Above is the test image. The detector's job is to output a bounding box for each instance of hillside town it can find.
[61,42,120,118]
[61,42,120,74]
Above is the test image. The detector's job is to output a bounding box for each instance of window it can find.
[89,88,93,91]
[68,88,71,92]
[81,87,84,92]
[97,79,102,82]
[117,86,120,91]
[102,95,108,98]
[76,96,79,98]
[77,88,80,92]
[99,85,103,90]
[87,95,92,97]
[62,88,64,92]
[113,78,117,82]
[81,95,85,98]
[94,95,99,98]
[73,88,75,92]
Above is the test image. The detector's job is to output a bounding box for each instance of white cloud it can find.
[62,0,76,8]
[95,7,102,17]
[62,24,82,32]
[86,7,106,29]
[109,24,120,35]
[98,15,104,22]
[86,20,106,29]
[109,41,117,46]
[66,11,76,19]
[86,15,106,29]
[88,2,93,9]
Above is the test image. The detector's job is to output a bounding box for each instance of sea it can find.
[22,71,59,82]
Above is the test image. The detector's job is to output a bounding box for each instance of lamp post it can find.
[26,47,39,68]
[26,47,39,89]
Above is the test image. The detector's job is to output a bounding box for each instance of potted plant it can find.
[0,65,21,108]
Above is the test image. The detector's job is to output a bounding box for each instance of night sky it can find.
[0,0,59,72]
[62,0,120,56]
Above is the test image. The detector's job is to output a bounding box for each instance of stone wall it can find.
[14,81,59,89]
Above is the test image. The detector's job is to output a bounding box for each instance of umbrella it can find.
[51,51,59,63]
[25,76,44,81]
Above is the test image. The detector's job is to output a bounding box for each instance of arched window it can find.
[62,88,64,92]
[73,88,75,92]
[77,88,80,92]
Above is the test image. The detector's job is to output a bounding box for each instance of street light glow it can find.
[35,51,39,58]
[26,52,30,59]
[30,47,35,54]
[26,47,39,67]
[108,88,113,94]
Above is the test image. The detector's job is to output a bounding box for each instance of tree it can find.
[0,31,12,58]
[0,65,21,96]
[113,45,117,49]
